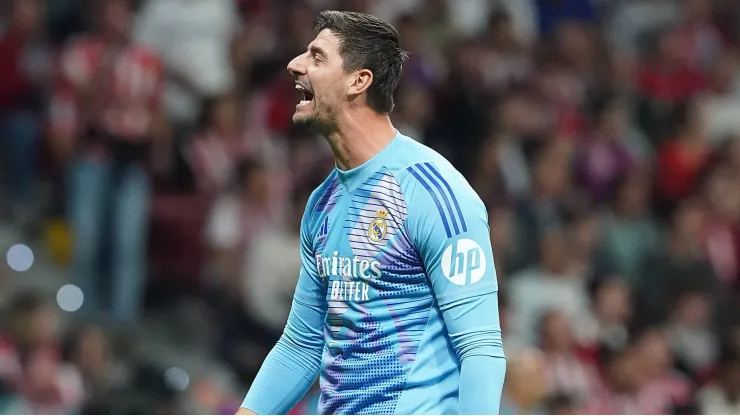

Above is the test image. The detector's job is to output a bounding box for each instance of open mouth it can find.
[295,83,314,106]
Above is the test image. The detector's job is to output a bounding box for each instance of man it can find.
[133,0,240,133]
[0,0,48,229]
[238,11,505,415]
[49,0,165,323]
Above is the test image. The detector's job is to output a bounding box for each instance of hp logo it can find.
[441,239,486,285]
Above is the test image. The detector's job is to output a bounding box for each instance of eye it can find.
[312,54,323,64]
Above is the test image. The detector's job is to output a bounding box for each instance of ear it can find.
[347,69,373,97]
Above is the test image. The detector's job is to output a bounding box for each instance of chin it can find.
[292,112,324,128]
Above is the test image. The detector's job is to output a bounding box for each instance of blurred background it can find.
[1,0,740,414]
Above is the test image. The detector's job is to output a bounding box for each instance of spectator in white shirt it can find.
[697,351,740,415]
[509,227,590,345]
[242,185,308,333]
[701,52,740,146]
[133,0,240,131]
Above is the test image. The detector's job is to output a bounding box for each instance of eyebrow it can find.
[309,45,327,59]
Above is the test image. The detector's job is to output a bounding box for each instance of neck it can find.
[325,107,396,171]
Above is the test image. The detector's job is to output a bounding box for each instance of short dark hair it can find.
[314,10,408,114]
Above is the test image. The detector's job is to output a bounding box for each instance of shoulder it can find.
[384,133,487,235]
[386,133,475,195]
[392,138,485,219]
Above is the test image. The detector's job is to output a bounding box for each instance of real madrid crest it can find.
[367,209,388,243]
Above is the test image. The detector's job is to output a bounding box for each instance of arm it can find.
[48,44,81,163]
[406,163,506,414]
[147,56,173,175]
[239,206,327,415]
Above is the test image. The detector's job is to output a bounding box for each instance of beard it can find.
[292,95,338,135]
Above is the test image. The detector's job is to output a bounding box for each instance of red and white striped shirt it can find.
[581,373,691,414]
[189,131,243,195]
[49,35,163,145]
[544,353,601,405]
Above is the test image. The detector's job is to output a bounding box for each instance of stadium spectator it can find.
[580,278,632,356]
[538,311,599,406]
[189,94,246,196]
[509,227,589,345]
[50,0,165,323]
[575,94,635,204]
[500,348,547,415]
[0,0,49,230]
[133,0,240,136]
[701,51,740,145]
[696,350,740,414]
[666,290,720,380]
[599,170,659,284]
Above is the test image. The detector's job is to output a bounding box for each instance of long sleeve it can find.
[241,206,327,414]
[405,162,506,414]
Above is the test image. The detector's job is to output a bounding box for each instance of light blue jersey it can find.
[243,132,506,415]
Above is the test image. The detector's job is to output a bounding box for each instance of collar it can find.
[335,131,402,192]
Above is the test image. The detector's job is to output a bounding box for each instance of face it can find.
[711,53,738,92]
[102,0,131,39]
[27,306,59,346]
[595,280,631,324]
[684,0,711,22]
[556,23,593,65]
[570,215,599,254]
[244,167,271,204]
[489,207,513,252]
[287,29,361,131]
[510,351,547,405]
[617,173,649,216]
[535,144,570,197]
[674,292,711,326]
[729,137,740,168]
[499,95,535,134]
[475,139,500,176]
[600,105,626,139]
[684,100,707,137]
[398,84,431,124]
[673,200,706,241]
[610,349,647,393]
[11,0,42,35]
[635,331,673,380]
[706,168,740,218]
[397,19,421,53]
[76,327,108,377]
[492,19,517,49]
[540,312,573,351]
[192,378,222,412]
[658,31,684,63]
[540,229,570,274]
[212,98,240,136]
[721,361,740,398]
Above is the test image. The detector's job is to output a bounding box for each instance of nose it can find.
[287,54,306,77]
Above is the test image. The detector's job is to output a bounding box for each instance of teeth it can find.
[299,100,310,105]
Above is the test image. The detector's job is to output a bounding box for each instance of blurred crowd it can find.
[1,0,740,414]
